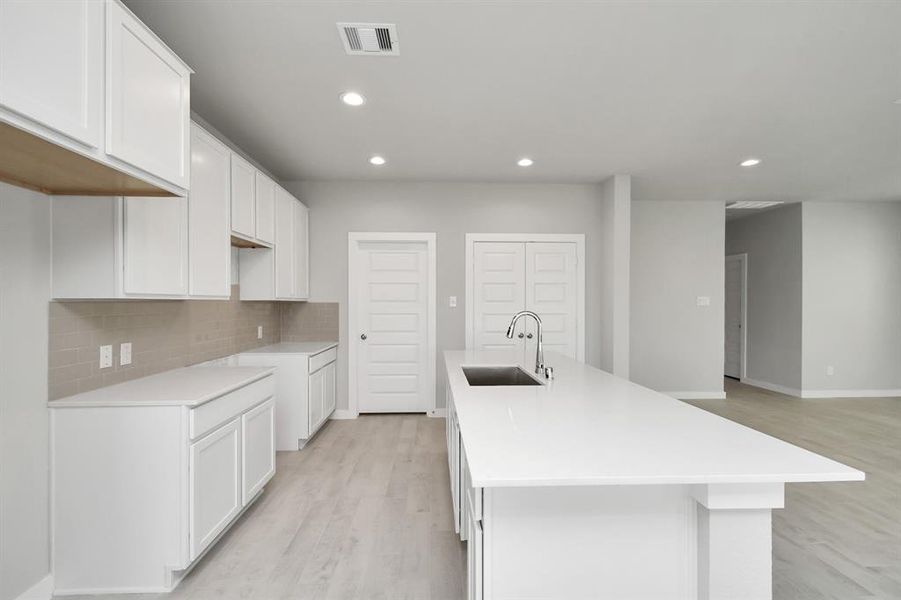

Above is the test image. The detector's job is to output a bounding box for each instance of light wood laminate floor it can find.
[63,380,899,600]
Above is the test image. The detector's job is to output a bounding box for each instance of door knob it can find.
[360,333,367,340]
[526,333,534,339]
[517,332,525,339]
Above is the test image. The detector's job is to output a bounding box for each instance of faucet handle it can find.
[544,366,554,380]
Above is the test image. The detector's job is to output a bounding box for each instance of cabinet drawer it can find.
[190,375,274,440]
[309,347,337,373]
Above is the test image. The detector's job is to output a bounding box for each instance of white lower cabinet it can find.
[237,346,337,450]
[189,418,242,561]
[51,372,276,594]
[242,398,276,503]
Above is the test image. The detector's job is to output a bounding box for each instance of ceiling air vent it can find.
[337,23,399,56]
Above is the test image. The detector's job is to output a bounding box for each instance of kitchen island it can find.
[444,350,864,600]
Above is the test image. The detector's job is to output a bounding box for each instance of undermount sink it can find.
[462,366,544,386]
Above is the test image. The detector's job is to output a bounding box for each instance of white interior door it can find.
[525,242,579,360]
[354,240,431,413]
[472,242,526,359]
[724,255,745,378]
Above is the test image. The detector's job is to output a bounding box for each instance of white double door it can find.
[352,238,434,413]
[471,241,582,363]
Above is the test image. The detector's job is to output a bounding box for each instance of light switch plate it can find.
[257,325,263,340]
[449,296,457,308]
[120,342,132,366]
[99,345,112,369]
[826,365,834,376]
[696,296,711,307]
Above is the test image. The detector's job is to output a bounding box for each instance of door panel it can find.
[525,242,578,360]
[274,188,295,298]
[254,172,275,244]
[106,0,190,187]
[324,362,336,417]
[294,202,310,299]
[0,0,103,147]
[230,154,255,238]
[472,242,525,357]
[188,124,230,297]
[241,399,275,504]
[189,419,241,561]
[309,367,324,431]
[356,241,429,413]
[123,196,188,295]
[724,257,743,378]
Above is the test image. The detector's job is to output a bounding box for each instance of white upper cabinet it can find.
[123,196,189,295]
[0,0,103,148]
[230,154,256,240]
[254,172,276,245]
[0,0,192,196]
[105,0,191,189]
[189,123,231,298]
[294,201,310,300]
[239,187,310,302]
[274,187,296,299]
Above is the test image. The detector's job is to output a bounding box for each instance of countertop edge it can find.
[47,367,276,409]
[239,341,338,355]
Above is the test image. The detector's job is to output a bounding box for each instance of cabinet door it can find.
[323,362,336,417]
[467,507,483,600]
[254,172,276,245]
[242,399,275,505]
[123,196,188,295]
[0,0,103,147]
[274,188,295,299]
[189,419,241,561]
[189,124,230,297]
[294,201,310,299]
[106,0,190,188]
[308,367,324,433]
[230,154,255,238]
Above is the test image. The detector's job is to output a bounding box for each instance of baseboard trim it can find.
[663,391,726,400]
[428,408,447,418]
[800,389,901,399]
[330,409,358,420]
[741,378,802,398]
[13,575,53,600]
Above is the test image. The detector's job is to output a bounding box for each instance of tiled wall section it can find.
[48,286,281,400]
[281,302,339,343]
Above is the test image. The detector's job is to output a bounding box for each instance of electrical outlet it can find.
[696,296,711,307]
[99,345,113,369]
[826,365,834,376]
[257,325,263,340]
[120,342,132,366]
[449,296,457,308]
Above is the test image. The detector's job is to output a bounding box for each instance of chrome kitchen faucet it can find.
[505,311,554,380]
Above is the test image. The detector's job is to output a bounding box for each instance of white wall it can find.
[598,175,631,376]
[630,201,725,397]
[801,202,901,394]
[725,205,803,393]
[0,183,51,600]
[282,180,612,410]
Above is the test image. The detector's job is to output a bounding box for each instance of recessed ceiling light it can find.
[726,201,784,210]
[739,158,761,167]
[340,91,366,106]
[369,155,386,166]
[517,158,534,167]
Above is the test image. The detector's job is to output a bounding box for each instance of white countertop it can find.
[445,350,865,488]
[48,366,275,408]
[240,341,337,355]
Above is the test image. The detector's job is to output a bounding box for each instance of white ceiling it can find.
[124,0,901,203]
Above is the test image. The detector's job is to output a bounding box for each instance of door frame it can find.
[724,253,748,380]
[348,232,437,416]
[464,233,586,362]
